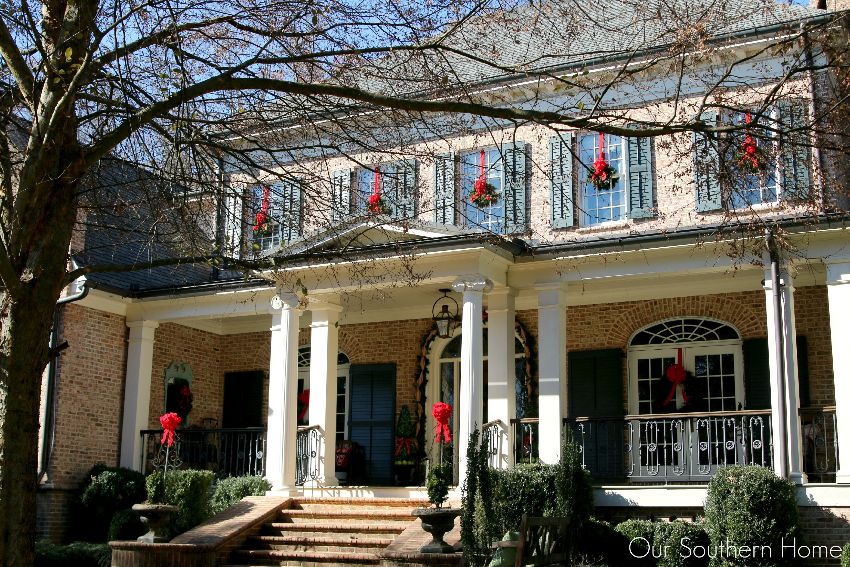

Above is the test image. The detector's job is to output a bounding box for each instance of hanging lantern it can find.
[432,289,459,339]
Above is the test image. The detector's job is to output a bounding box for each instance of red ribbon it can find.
[591,132,610,182]
[373,167,381,195]
[253,185,270,231]
[298,389,310,422]
[432,402,452,444]
[395,437,416,457]
[160,412,181,447]
[663,348,688,406]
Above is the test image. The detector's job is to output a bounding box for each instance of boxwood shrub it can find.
[704,465,800,566]
[145,469,215,537]
[209,475,271,515]
[72,464,146,542]
[842,542,849,567]
[35,542,111,567]
[616,519,657,567]
[654,520,710,567]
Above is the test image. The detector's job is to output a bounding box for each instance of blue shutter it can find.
[502,142,527,233]
[390,160,417,220]
[348,364,396,485]
[694,110,723,212]
[280,180,302,242]
[550,135,574,228]
[626,135,655,219]
[777,100,811,201]
[331,169,351,222]
[434,153,455,225]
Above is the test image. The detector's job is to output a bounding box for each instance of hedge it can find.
[35,542,111,567]
[209,475,271,515]
[72,464,146,542]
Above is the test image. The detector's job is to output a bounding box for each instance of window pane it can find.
[579,133,627,226]
[727,111,778,208]
[460,149,505,233]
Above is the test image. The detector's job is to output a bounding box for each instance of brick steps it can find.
[221,497,420,567]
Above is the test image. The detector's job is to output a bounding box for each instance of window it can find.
[251,181,302,253]
[354,160,417,219]
[693,101,811,212]
[550,132,654,228]
[456,143,527,233]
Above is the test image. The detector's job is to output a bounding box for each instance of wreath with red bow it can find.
[469,150,499,207]
[253,185,272,235]
[368,168,391,214]
[588,132,618,190]
[734,113,768,175]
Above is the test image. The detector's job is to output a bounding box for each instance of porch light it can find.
[432,289,459,339]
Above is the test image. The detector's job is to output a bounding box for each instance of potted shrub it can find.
[412,402,461,554]
[394,406,418,485]
[132,413,181,543]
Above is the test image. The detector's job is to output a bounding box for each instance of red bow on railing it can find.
[297,389,310,422]
[160,412,182,447]
[395,437,416,457]
[432,402,452,444]
[663,348,688,407]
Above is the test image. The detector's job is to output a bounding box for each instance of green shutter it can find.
[502,142,527,233]
[567,348,625,481]
[281,180,302,242]
[550,135,574,228]
[743,335,810,409]
[626,135,655,219]
[694,110,722,212]
[743,338,771,410]
[223,188,243,258]
[331,169,351,222]
[390,160,417,220]
[434,153,455,225]
[777,100,811,201]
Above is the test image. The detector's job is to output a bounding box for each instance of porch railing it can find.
[800,406,838,483]
[482,419,508,469]
[564,410,774,483]
[510,418,540,465]
[140,427,266,477]
[295,425,322,486]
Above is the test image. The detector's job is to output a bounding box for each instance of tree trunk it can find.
[0,173,78,565]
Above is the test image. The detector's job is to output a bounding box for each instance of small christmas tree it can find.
[394,406,417,466]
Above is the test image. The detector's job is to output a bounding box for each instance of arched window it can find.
[628,318,743,415]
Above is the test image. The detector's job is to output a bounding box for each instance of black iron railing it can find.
[295,425,321,486]
[140,427,266,477]
[510,418,539,465]
[482,419,508,469]
[800,406,839,483]
[564,410,774,483]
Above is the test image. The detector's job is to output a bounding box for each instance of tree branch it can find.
[0,18,35,108]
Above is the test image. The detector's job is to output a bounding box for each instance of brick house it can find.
[37,0,850,553]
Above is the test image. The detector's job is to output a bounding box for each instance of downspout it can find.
[37,279,90,482]
[766,229,789,479]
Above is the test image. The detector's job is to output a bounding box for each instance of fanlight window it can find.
[630,318,739,345]
[297,346,350,368]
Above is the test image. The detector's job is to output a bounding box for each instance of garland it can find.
[588,132,618,190]
[411,318,538,459]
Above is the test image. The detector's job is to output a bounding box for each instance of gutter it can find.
[38,279,90,483]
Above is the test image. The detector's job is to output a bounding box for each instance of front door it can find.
[348,364,396,485]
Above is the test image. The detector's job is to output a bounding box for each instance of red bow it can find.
[432,402,452,444]
[663,348,688,406]
[591,132,610,182]
[253,185,270,231]
[160,412,182,447]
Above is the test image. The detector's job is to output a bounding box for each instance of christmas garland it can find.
[412,318,537,459]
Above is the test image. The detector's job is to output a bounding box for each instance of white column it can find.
[536,284,567,464]
[487,287,516,468]
[452,275,492,485]
[826,260,850,484]
[120,320,159,470]
[763,267,805,483]
[266,292,302,493]
[308,302,342,486]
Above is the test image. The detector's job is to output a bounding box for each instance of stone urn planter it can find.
[132,503,178,543]
[411,507,461,553]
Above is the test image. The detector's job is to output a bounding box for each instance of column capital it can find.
[452,275,493,294]
[535,283,567,309]
[487,287,516,312]
[269,291,302,313]
[308,300,344,314]
[825,259,850,286]
[126,320,160,331]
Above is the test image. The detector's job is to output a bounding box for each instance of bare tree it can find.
[0,0,848,562]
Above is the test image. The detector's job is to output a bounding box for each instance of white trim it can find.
[591,484,850,508]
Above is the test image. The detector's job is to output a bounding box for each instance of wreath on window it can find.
[253,185,272,236]
[175,384,193,419]
[587,132,618,190]
[734,113,768,175]
[368,168,391,214]
[469,149,500,207]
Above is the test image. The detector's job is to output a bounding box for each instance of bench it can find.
[492,514,571,567]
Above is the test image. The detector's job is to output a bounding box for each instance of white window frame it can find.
[459,148,505,233]
[724,107,782,210]
[577,132,628,226]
